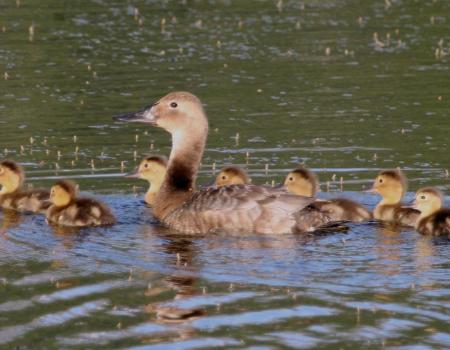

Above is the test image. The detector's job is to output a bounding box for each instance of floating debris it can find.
[28,23,34,42]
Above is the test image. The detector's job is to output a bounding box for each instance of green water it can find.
[1,0,450,348]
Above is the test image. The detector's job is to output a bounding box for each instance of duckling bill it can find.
[46,180,115,227]
[0,160,50,213]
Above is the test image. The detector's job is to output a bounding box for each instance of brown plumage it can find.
[413,187,450,236]
[0,160,50,213]
[46,180,115,227]
[284,167,372,222]
[370,169,420,226]
[125,156,167,206]
[114,91,323,234]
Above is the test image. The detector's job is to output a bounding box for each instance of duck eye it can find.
[170,102,178,108]
[421,195,426,200]
[379,178,383,183]
[289,177,293,181]
[144,163,149,168]
[222,175,227,180]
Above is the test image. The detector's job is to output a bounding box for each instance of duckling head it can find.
[0,160,24,194]
[113,92,208,136]
[215,166,250,187]
[126,156,167,185]
[284,168,318,197]
[370,169,407,205]
[413,187,443,218]
[50,180,77,207]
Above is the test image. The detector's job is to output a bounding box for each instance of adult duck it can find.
[114,92,319,234]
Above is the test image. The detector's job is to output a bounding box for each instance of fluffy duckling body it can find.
[0,160,49,213]
[114,92,323,235]
[413,187,450,236]
[46,180,115,227]
[284,168,372,222]
[370,169,420,226]
[126,156,167,206]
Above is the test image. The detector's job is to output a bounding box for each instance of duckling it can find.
[46,180,115,227]
[413,187,450,236]
[370,169,420,226]
[284,168,372,222]
[126,156,167,206]
[0,160,50,213]
[114,91,326,234]
[215,166,250,187]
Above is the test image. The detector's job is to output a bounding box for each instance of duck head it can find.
[113,92,208,135]
[215,166,250,187]
[50,180,77,207]
[0,160,24,194]
[126,156,167,184]
[413,187,443,218]
[369,169,407,205]
[284,168,318,197]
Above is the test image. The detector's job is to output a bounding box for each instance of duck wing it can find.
[166,184,315,234]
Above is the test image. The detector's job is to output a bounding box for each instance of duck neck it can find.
[378,190,402,207]
[153,124,208,219]
[145,179,163,206]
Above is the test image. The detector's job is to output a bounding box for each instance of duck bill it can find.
[113,104,156,125]
[124,168,140,178]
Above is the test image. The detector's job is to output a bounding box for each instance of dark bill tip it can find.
[113,105,156,124]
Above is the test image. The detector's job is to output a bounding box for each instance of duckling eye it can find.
[222,175,227,180]
[289,177,294,181]
[420,195,426,200]
[379,178,383,183]
[170,102,178,108]
[144,163,149,168]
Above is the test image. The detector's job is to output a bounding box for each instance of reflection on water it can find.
[1,0,450,348]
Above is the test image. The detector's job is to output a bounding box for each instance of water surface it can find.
[1,0,449,348]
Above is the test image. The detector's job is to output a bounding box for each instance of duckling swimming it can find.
[126,156,167,206]
[46,180,115,227]
[284,168,372,222]
[0,160,50,213]
[413,187,450,236]
[215,166,251,187]
[114,92,323,234]
[370,169,420,226]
